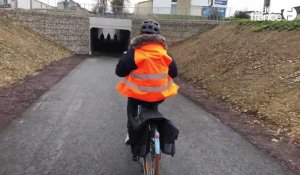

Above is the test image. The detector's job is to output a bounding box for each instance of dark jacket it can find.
[129,110,179,157]
[115,34,178,78]
[116,34,179,157]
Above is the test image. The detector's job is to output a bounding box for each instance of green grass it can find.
[236,19,300,32]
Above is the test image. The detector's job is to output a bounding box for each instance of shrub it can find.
[234,11,250,19]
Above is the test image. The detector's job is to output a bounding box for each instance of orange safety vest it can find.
[116,43,179,102]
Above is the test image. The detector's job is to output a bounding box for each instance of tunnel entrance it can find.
[90,28,130,55]
[89,17,132,56]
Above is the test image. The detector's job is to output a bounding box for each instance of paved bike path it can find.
[0,58,294,175]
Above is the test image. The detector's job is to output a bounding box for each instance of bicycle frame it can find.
[136,105,161,175]
[152,125,161,155]
[142,123,161,175]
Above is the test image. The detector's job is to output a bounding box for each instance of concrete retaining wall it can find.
[4,10,90,54]
[132,19,218,46]
[3,9,218,54]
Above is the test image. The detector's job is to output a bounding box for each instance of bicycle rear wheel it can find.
[143,152,160,175]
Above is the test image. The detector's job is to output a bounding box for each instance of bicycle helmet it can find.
[140,19,160,34]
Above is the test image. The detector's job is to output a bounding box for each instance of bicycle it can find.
[135,105,161,175]
[143,122,161,175]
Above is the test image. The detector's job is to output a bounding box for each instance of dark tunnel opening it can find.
[90,28,131,56]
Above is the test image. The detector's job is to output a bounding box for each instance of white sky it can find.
[228,0,300,12]
[227,0,263,11]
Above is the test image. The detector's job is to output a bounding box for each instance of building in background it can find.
[190,0,209,16]
[152,0,172,14]
[20,0,54,9]
[0,0,54,9]
[134,0,300,18]
[134,0,153,15]
[176,0,191,16]
[134,0,228,17]
[57,0,90,13]
[0,0,16,8]
[0,0,10,7]
[201,0,228,17]
[57,0,80,10]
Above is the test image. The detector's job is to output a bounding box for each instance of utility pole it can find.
[209,0,214,7]
[30,0,32,9]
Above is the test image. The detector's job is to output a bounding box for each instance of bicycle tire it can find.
[143,152,160,175]
[154,154,160,175]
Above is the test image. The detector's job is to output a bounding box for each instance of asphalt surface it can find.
[0,57,295,175]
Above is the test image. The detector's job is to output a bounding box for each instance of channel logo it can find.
[251,7,298,21]
[283,7,298,21]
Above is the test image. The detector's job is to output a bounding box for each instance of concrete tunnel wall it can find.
[4,10,218,55]
[89,17,132,55]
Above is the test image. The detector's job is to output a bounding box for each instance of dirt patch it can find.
[0,55,85,130]
[0,13,79,129]
[176,78,300,174]
[170,23,300,143]
[0,14,72,88]
[170,23,300,174]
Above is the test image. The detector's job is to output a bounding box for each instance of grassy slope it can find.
[170,23,300,143]
[0,15,72,88]
[237,19,300,32]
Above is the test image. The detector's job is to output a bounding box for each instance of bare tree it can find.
[63,0,68,9]
[11,0,18,9]
[110,0,128,15]
[92,0,107,14]
[209,0,214,7]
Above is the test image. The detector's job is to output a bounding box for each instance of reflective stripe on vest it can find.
[130,72,168,80]
[122,79,174,92]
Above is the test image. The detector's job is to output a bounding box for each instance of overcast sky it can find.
[228,0,300,12]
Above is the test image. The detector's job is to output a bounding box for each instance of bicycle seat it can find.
[140,109,165,121]
[131,106,165,130]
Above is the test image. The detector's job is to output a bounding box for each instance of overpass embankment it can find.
[3,10,218,54]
